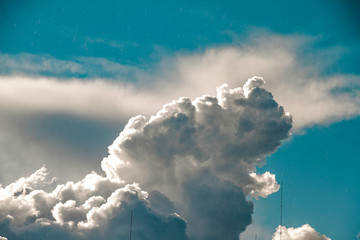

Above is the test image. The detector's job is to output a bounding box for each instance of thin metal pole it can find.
[129,210,133,240]
[280,182,283,240]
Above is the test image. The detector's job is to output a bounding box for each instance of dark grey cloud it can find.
[0,77,292,240]
[183,168,253,240]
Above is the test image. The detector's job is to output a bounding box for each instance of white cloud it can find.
[272,224,331,240]
[0,167,187,240]
[245,172,280,199]
[0,77,292,240]
[159,37,360,130]
[0,76,160,122]
[102,77,291,239]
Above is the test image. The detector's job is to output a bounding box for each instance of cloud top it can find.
[272,224,331,240]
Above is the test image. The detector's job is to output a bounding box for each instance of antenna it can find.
[129,210,133,240]
[280,181,283,240]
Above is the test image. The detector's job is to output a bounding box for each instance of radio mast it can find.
[129,210,133,240]
[280,182,283,240]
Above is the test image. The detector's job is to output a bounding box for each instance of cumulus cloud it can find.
[272,224,331,240]
[0,167,187,240]
[101,76,292,239]
[0,77,292,239]
[245,172,280,199]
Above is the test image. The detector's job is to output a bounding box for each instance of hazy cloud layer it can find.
[272,224,331,240]
[1,33,359,130]
[0,76,158,122]
[0,77,292,239]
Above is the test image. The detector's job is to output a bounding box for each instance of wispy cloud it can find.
[0,76,159,122]
[1,32,359,130]
[0,53,85,76]
[0,52,148,80]
[85,36,139,50]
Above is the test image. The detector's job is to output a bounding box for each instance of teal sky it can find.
[1,1,359,240]
[1,0,360,74]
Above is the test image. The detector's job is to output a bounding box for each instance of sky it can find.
[0,1,360,240]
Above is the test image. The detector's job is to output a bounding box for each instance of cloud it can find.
[245,172,280,199]
[102,77,292,186]
[0,77,292,239]
[102,76,292,239]
[1,32,360,131]
[0,53,84,76]
[158,34,360,130]
[0,76,160,122]
[272,224,331,240]
[0,167,187,240]
[0,52,147,80]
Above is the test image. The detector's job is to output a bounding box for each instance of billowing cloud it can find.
[272,224,331,240]
[0,167,187,240]
[245,172,280,199]
[100,76,291,239]
[0,77,292,239]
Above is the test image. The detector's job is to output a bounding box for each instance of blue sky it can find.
[0,1,359,240]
